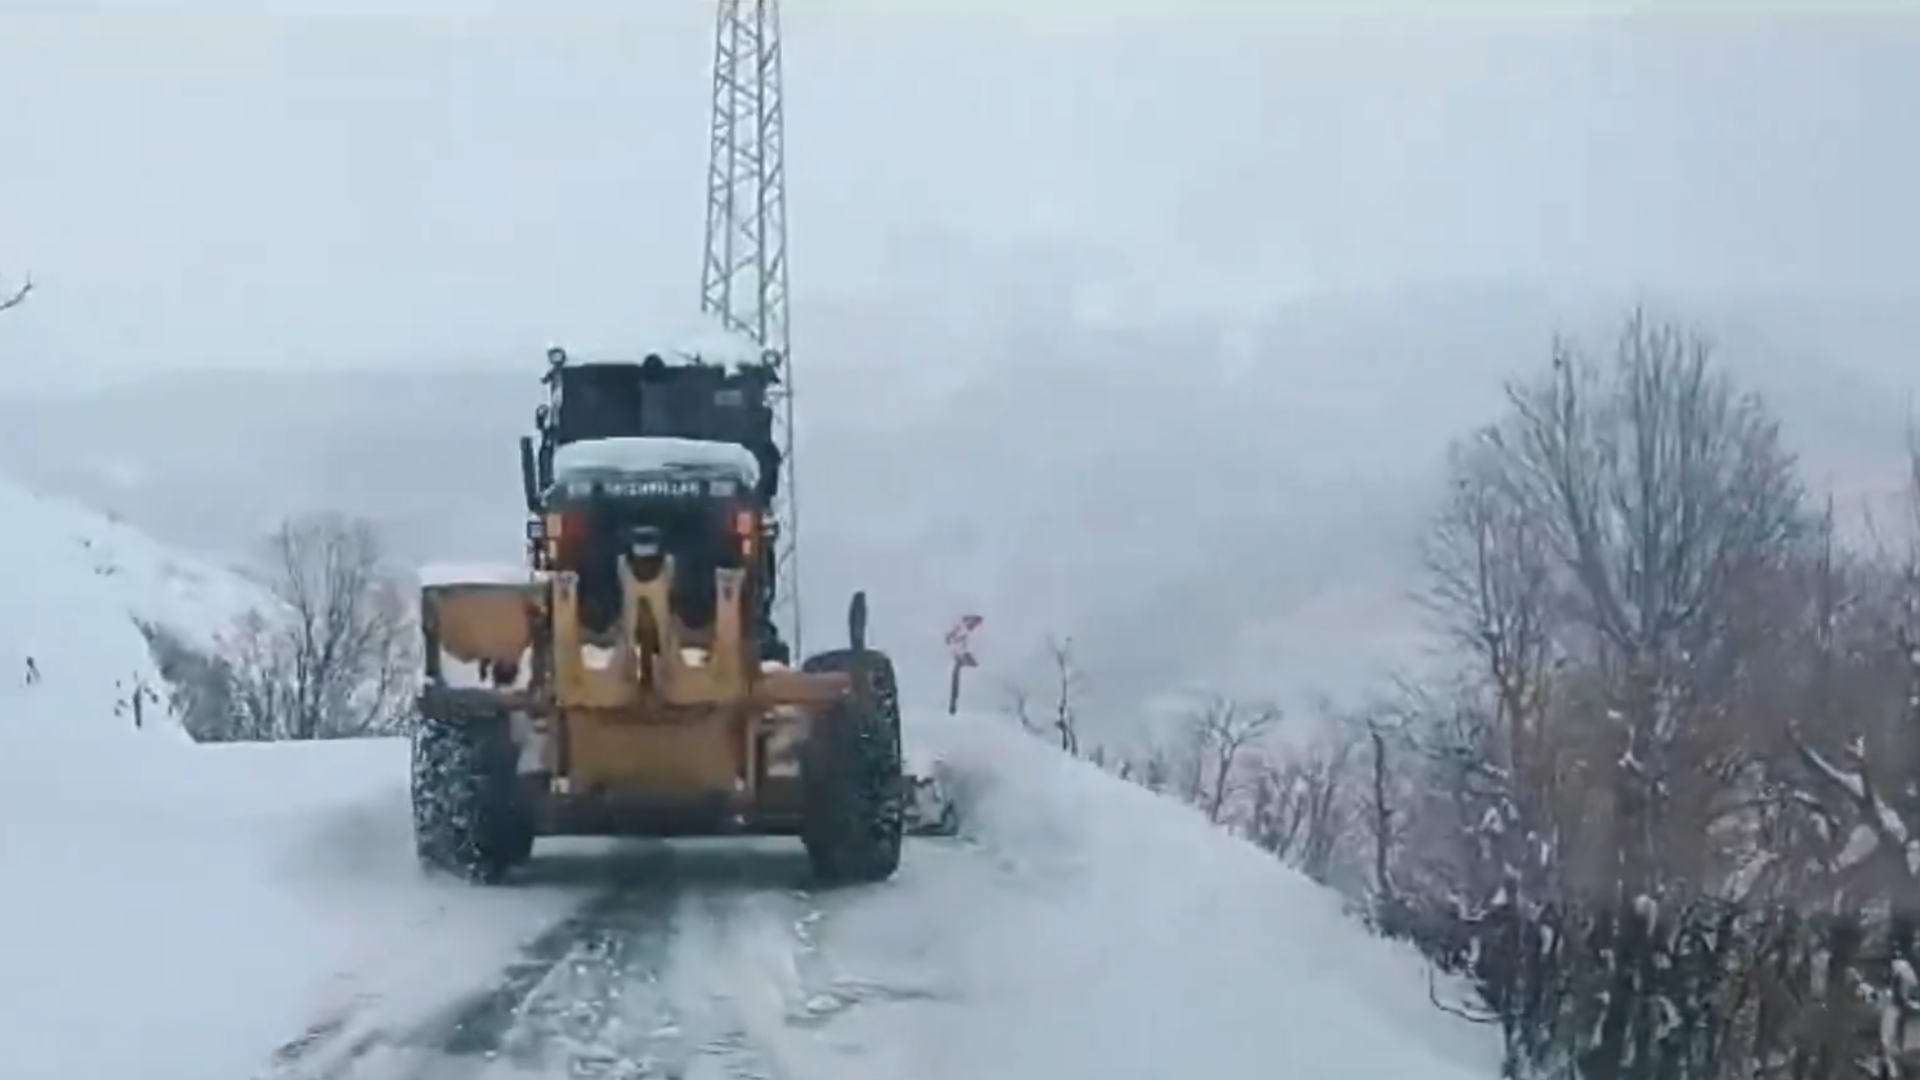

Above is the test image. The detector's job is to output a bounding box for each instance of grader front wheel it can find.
[410,699,535,885]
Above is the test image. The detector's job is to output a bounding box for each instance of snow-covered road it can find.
[263,841,813,1080]
[252,715,1498,1080]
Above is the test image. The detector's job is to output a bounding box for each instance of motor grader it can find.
[409,343,904,886]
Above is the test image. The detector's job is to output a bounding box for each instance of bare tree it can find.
[1245,722,1357,882]
[1789,426,1920,869]
[137,619,240,742]
[1134,743,1176,794]
[0,275,29,314]
[1042,635,1081,756]
[1002,635,1084,757]
[1366,718,1393,899]
[1414,420,1569,1051]
[1760,438,1920,1079]
[1398,310,1817,1078]
[112,673,162,730]
[1002,681,1039,735]
[1420,418,1557,838]
[1165,693,1280,825]
[224,512,415,740]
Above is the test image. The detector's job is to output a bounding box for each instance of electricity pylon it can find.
[700,0,800,655]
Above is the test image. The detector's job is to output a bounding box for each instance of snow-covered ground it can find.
[279,716,1498,1080]
[0,475,1498,1080]
[759,715,1501,1080]
[0,481,596,1080]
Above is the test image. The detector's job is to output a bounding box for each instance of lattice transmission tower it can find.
[700,0,801,656]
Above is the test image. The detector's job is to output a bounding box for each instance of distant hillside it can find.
[0,282,1911,737]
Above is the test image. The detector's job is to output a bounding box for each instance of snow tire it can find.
[410,694,534,885]
[798,648,906,886]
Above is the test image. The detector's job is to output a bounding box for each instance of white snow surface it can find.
[55,495,269,655]
[0,474,1495,1080]
[418,560,534,587]
[0,479,594,1080]
[550,435,761,487]
[293,717,1498,1080]
[829,713,1502,1080]
[551,316,766,370]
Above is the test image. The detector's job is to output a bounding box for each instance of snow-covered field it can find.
[0,477,1498,1080]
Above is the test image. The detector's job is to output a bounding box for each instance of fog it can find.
[1,6,1916,740]
[2,8,1916,386]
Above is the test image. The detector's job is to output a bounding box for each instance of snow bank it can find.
[0,478,285,1079]
[784,712,1502,1080]
[0,478,583,1080]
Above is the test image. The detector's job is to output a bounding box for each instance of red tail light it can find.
[549,509,589,566]
[733,509,758,555]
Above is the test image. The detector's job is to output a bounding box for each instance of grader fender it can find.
[420,579,542,690]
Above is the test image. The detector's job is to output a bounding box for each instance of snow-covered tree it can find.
[1400,310,1828,1079]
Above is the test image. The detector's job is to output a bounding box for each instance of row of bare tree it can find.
[1009,310,1920,1080]
[148,512,416,741]
[1003,645,1382,894]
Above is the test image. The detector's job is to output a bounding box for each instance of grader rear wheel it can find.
[797,648,905,886]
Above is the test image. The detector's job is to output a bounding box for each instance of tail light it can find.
[547,509,589,566]
[732,509,758,556]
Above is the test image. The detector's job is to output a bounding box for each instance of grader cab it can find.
[409,344,904,886]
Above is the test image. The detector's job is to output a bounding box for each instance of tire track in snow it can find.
[401,883,655,1070]
[671,842,970,1080]
[261,843,822,1080]
[259,880,639,1080]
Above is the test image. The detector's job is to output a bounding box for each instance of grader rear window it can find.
[553,365,649,444]
[550,362,773,450]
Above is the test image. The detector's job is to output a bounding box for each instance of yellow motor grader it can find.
[409,345,904,886]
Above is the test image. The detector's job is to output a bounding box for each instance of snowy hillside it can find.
[0,478,264,733]
[0,477,270,1074]
[0,482,586,1080]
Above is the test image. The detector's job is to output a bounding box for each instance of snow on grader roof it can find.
[656,319,773,367]
[550,436,761,487]
[546,318,773,372]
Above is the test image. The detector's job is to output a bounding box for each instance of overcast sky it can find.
[0,5,1913,390]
